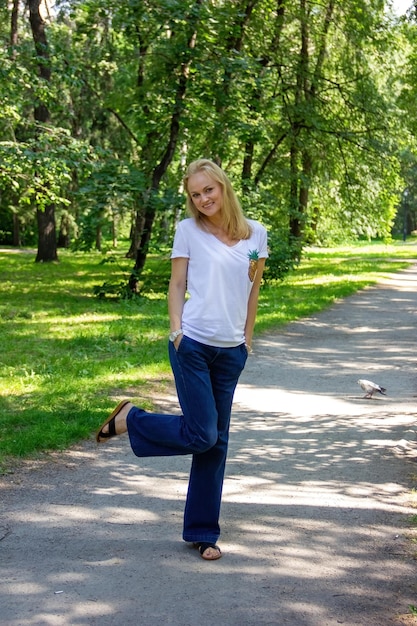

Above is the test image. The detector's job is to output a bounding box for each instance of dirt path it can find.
[1,266,417,626]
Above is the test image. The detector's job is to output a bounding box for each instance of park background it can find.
[1,0,417,471]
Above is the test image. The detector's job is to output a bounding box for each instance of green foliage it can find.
[263,231,301,283]
[0,0,415,260]
[74,156,146,251]
[0,127,87,208]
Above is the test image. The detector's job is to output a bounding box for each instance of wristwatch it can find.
[169,329,183,342]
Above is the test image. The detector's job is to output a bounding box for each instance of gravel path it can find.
[1,265,417,626]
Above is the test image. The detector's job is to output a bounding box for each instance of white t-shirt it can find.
[171,218,268,347]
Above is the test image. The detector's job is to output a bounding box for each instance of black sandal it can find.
[96,400,130,443]
[193,542,222,561]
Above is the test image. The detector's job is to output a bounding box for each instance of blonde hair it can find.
[183,159,252,240]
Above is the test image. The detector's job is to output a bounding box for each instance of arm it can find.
[244,257,266,351]
[168,257,188,341]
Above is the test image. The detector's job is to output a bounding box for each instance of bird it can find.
[357,379,387,399]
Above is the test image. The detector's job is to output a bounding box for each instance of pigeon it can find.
[357,379,387,399]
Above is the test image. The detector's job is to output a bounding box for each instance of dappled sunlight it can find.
[4,582,47,596]
[2,314,163,342]
[99,506,161,524]
[1,435,415,626]
[9,506,100,525]
[293,273,380,286]
[92,467,189,501]
[1,263,417,625]
[35,312,126,325]
[235,386,371,417]
[223,472,411,511]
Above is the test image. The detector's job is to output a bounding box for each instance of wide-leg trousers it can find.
[126,335,248,543]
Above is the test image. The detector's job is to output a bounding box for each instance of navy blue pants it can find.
[126,335,248,543]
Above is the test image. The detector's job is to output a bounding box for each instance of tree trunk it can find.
[12,213,21,247]
[28,0,51,123]
[35,206,58,262]
[299,149,312,233]
[243,0,286,187]
[128,0,202,292]
[57,213,71,248]
[10,0,19,54]
[10,0,20,246]
[28,0,58,263]
[242,142,254,191]
[289,0,335,243]
[289,142,301,240]
[213,1,258,162]
[95,224,102,251]
[289,0,308,242]
[111,216,117,248]
[126,206,145,258]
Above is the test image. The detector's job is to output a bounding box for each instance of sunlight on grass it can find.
[294,273,370,285]
[0,241,416,470]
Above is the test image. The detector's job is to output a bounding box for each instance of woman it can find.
[96,158,268,560]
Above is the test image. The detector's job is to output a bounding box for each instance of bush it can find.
[263,231,300,283]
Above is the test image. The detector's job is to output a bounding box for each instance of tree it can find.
[0,0,411,278]
[28,0,58,262]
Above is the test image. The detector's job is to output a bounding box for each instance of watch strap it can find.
[169,329,183,342]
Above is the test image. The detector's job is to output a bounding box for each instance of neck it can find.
[200,216,239,246]
[202,215,224,231]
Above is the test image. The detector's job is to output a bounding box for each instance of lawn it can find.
[0,240,416,472]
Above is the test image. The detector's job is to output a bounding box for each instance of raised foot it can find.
[96,400,132,443]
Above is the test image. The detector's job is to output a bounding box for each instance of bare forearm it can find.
[168,257,188,331]
[244,258,266,349]
[168,284,185,331]
[244,295,259,349]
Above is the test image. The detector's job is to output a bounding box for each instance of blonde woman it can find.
[97,159,268,560]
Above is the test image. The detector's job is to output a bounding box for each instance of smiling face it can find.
[187,171,224,222]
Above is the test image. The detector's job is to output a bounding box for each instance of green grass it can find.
[0,240,416,472]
